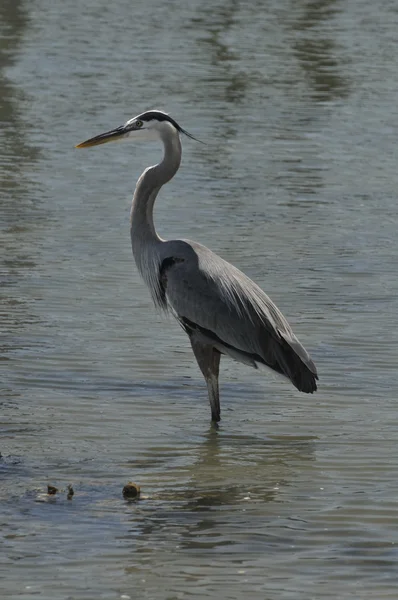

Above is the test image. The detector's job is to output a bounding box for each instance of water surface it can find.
[2,0,398,598]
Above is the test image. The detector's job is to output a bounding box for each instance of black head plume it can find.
[137,110,203,143]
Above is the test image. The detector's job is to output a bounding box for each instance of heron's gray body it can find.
[138,235,317,390]
[78,110,318,422]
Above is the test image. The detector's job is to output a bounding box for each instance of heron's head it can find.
[76,110,197,148]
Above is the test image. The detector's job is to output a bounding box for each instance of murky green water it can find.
[2,0,398,598]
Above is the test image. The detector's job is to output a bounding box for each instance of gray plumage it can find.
[77,110,318,423]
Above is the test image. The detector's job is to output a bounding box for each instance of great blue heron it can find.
[76,110,318,422]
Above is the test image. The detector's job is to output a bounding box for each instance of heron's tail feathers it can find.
[269,335,318,394]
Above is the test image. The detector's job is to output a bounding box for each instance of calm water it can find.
[2,0,398,598]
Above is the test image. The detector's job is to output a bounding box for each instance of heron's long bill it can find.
[75,125,126,148]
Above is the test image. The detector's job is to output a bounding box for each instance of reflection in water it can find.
[295,38,348,102]
[189,0,249,183]
[0,0,42,364]
[0,0,39,211]
[192,0,247,106]
[291,0,349,102]
[273,0,350,199]
[291,0,341,29]
[123,429,315,555]
[181,428,315,504]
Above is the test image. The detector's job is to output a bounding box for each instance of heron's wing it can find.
[162,241,317,392]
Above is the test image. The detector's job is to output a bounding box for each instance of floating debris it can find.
[47,485,58,496]
[67,484,74,500]
[122,482,141,500]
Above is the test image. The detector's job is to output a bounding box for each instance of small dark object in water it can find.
[122,482,141,499]
[47,485,58,495]
[67,484,74,500]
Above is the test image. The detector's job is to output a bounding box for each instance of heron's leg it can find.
[189,337,221,422]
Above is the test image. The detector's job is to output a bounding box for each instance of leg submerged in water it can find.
[189,336,221,422]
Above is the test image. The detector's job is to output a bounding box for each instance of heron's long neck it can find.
[130,130,181,280]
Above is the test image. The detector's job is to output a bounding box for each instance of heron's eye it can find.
[135,120,143,128]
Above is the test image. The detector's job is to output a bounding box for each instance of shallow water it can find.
[2,0,398,598]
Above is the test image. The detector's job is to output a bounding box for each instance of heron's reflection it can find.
[176,427,313,509]
[123,426,316,556]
